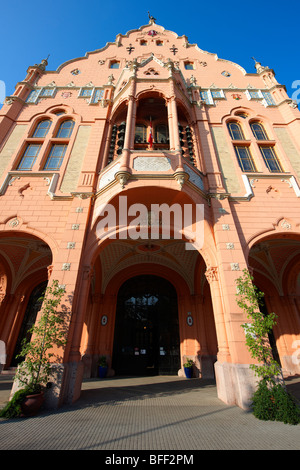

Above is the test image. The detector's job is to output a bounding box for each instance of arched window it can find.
[227,122,245,140]
[251,122,268,140]
[32,120,52,138]
[56,120,74,138]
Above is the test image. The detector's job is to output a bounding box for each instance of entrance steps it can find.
[0,367,16,377]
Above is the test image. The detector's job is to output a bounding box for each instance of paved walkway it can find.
[0,374,300,451]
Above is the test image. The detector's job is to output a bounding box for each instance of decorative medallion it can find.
[148,30,158,36]
[232,94,242,100]
[61,92,72,99]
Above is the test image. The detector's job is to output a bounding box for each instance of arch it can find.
[227,121,245,140]
[32,119,52,138]
[105,263,191,298]
[88,185,216,271]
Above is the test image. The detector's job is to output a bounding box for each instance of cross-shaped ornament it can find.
[170,45,178,55]
[126,44,135,54]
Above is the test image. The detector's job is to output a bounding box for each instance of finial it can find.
[38,54,50,71]
[148,11,156,24]
[251,56,268,74]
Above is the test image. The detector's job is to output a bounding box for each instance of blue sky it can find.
[1,0,300,104]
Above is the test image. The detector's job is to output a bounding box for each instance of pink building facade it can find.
[0,18,300,409]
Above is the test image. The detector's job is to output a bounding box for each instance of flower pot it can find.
[98,366,108,378]
[20,392,44,417]
[184,367,193,378]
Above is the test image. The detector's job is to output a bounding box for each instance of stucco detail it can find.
[274,127,300,179]
[211,127,241,194]
[60,125,91,193]
[0,125,27,179]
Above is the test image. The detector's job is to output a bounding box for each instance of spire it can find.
[36,54,50,71]
[251,57,268,74]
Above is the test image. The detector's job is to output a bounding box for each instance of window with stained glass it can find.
[228,122,245,140]
[56,120,74,138]
[251,123,268,140]
[259,146,283,172]
[32,120,52,138]
[43,145,67,170]
[234,146,256,172]
[17,144,41,170]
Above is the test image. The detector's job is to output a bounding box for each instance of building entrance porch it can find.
[112,275,180,376]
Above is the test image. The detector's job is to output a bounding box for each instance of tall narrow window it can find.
[17,144,41,170]
[234,146,256,172]
[251,122,268,140]
[32,120,52,138]
[43,144,67,170]
[259,146,283,172]
[56,120,74,138]
[227,122,245,140]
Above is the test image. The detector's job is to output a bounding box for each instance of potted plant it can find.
[98,356,108,378]
[183,358,194,378]
[0,280,67,418]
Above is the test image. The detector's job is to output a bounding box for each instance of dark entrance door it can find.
[11,281,47,366]
[112,275,180,376]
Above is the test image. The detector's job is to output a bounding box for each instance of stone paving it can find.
[0,375,300,451]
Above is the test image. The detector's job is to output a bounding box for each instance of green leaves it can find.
[236,269,300,424]
[236,269,281,382]
[15,280,67,391]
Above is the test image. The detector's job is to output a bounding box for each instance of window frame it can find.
[56,120,75,139]
[17,144,42,170]
[32,120,52,138]
[227,122,245,140]
[250,122,269,140]
[43,144,67,171]
[234,145,257,172]
[259,145,283,172]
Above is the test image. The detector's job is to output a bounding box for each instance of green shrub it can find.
[0,388,30,419]
[252,379,300,425]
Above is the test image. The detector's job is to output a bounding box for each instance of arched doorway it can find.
[112,275,180,376]
[11,281,48,366]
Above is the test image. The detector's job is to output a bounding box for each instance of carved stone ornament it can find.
[281,219,292,229]
[174,171,188,189]
[205,267,218,283]
[8,218,19,227]
[115,171,130,189]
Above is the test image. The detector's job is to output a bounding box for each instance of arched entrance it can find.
[11,281,48,366]
[112,275,180,376]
